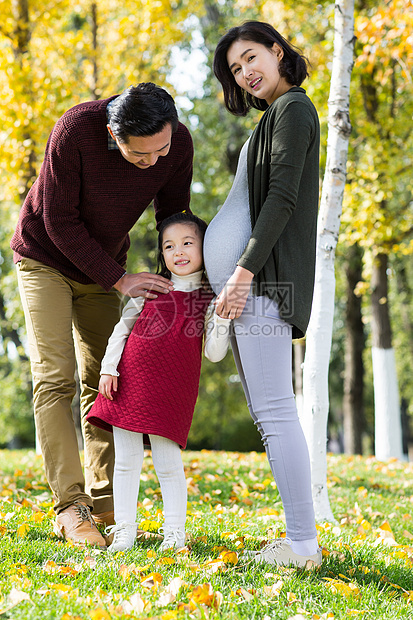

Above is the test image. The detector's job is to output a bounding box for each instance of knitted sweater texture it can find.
[238,87,320,338]
[87,288,214,448]
[11,97,193,291]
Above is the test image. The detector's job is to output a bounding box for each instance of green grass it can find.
[0,449,412,619]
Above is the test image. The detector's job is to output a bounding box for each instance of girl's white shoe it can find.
[159,525,186,551]
[106,522,138,552]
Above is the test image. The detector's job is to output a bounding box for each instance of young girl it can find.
[203,21,321,567]
[87,212,229,552]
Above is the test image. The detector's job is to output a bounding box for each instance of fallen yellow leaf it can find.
[8,587,31,605]
[156,556,176,566]
[16,523,30,538]
[236,587,255,601]
[165,576,185,596]
[141,572,163,588]
[122,592,146,614]
[89,609,111,620]
[263,580,283,598]
[43,560,58,573]
[323,578,360,599]
[188,582,222,608]
[161,612,179,620]
[379,521,394,534]
[118,564,131,581]
[51,584,72,593]
[219,550,238,565]
[193,535,208,544]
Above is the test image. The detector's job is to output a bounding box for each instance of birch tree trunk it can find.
[300,0,355,522]
[371,253,403,460]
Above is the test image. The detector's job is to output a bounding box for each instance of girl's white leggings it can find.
[112,427,187,528]
[231,296,318,554]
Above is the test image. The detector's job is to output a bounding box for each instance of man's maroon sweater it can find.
[11,97,193,291]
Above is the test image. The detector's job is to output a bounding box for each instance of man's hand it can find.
[99,374,118,400]
[114,272,174,298]
[215,266,254,319]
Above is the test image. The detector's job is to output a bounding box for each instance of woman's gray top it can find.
[203,138,251,295]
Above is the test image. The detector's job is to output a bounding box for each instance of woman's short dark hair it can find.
[213,21,310,116]
[108,82,179,142]
[156,212,208,279]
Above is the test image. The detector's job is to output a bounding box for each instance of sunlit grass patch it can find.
[0,449,412,619]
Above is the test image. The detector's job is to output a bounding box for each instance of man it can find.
[11,83,193,547]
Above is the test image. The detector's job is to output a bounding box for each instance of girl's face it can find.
[227,39,292,105]
[161,223,203,276]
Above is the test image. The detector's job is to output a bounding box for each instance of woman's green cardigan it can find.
[238,86,320,339]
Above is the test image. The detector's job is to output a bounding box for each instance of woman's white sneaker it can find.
[106,522,138,552]
[159,525,186,551]
[244,538,322,568]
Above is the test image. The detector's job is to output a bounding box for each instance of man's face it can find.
[107,123,172,169]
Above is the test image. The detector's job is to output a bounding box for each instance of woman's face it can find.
[161,223,203,277]
[227,39,291,105]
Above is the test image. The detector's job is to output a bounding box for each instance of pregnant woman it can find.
[204,21,321,568]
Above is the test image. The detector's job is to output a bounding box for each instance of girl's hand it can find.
[99,374,118,400]
[215,266,254,319]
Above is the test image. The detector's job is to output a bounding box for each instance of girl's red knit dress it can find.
[87,288,213,448]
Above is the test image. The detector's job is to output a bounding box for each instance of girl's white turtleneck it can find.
[100,271,230,376]
[170,269,203,291]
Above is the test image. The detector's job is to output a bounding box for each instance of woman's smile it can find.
[227,40,291,105]
[249,77,262,90]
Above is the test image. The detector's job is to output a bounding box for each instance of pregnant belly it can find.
[203,212,251,295]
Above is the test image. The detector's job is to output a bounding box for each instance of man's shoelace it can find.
[73,501,94,525]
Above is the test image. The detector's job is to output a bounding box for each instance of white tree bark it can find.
[370,253,404,461]
[300,0,355,522]
[372,347,403,460]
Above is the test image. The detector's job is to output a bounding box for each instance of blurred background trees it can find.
[1,0,412,456]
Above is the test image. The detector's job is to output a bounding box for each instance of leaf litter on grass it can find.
[0,449,413,619]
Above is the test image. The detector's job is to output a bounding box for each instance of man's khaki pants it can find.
[16,258,123,514]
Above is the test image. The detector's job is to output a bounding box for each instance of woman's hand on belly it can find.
[215,266,254,319]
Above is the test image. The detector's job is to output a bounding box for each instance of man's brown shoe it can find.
[93,510,115,546]
[53,501,106,549]
[93,510,115,528]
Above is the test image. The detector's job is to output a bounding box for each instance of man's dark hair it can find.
[213,21,310,116]
[108,82,179,142]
